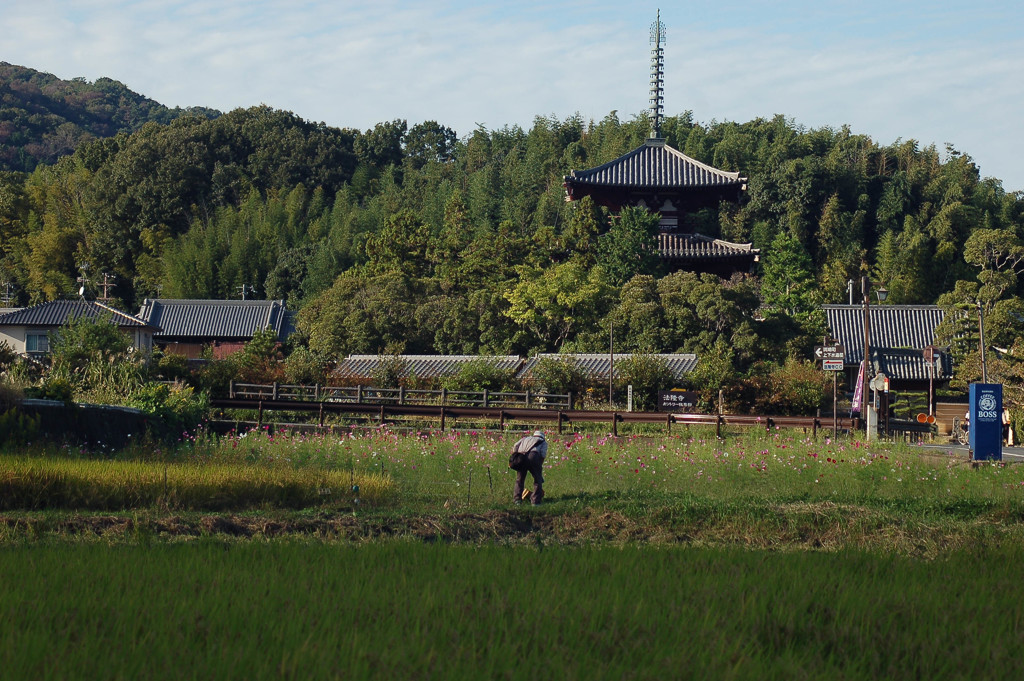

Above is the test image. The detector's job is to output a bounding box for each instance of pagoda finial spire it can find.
[649,9,666,139]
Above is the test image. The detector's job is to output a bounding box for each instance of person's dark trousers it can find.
[513,450,545,505]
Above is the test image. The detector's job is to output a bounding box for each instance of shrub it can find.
[128,382,209,438]
[284,346,331,385]
[528,356,589,404]
[616,354,675,411]
[440,359,519,392]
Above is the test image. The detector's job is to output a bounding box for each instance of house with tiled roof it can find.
[823,304,952,390]
[0,300,158,355]
[136,299,293,358]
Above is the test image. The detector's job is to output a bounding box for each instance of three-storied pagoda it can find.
[563,12,759,277]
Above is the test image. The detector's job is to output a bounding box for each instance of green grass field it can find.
[3,426,1024,679]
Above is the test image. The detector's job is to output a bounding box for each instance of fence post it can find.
[257,400,263,429]
[379,405,385,425]
[558,411,564,435]
[666,412,672,435]
[229,380,235,399]
[814,408,820,440]
[399,386,405,405]
[315,383,320,401]
[272,382,278,400]
[319,403,324,428]
[567,391,574,410]
[357,385,363,404]
[440,407,446,431]
[500,410,505,430]
[483,389,489,408]
[525,389,531,407]
[441,387,447,406]
[612,412,618,437]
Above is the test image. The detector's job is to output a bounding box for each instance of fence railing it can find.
[227,381,573,410]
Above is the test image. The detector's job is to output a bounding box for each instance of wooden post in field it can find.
[557,411,564,435]
[257,400,263,429]
[379,405,385,425]
[229,380,235,398]
[440,406,446,431]
[357,385,363,404]
[612,412,618,437]
[666,412,672,435]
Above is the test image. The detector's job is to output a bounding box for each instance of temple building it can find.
[563,12,759,277]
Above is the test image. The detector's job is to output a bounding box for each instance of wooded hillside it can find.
[1,68,1022,402]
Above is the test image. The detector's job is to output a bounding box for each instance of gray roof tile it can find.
[565,138,745,189]
[0,300,156,329]
[658,233,759,260]
[335,355,523,380]
[824,305,951,378]
[518,353,698,381]
[137,299,290,341]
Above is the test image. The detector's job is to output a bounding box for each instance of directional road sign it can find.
[822,359,845,372]
[814,343,845,361]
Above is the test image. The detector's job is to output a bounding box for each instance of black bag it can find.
[509,450,528,471]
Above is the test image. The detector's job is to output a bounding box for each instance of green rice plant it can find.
[3,541,1024,680]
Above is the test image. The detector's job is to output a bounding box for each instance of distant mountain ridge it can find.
[0,62,220,173]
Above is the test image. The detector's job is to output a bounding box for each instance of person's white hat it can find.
[533,430,544,438]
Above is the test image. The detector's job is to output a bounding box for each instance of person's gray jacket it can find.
[513,434,547,459]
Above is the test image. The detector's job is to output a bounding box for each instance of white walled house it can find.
[0,300,158,355]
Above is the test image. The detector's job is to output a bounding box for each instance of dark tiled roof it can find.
[658,233,760,260]
[824,305,945,364]
[517,353,698,381]
[335,355,523,380]
[564,138,746,189]
[872,348,953,382]
[0,300,156,329]
[137,299,291,341]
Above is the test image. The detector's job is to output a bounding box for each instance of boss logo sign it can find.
[978,394,999,421]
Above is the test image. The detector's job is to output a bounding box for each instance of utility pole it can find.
[98,273,116,303]
[978,300,988,383]
[608,321,614,408]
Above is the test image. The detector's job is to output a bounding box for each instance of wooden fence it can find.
[227,381,572,409]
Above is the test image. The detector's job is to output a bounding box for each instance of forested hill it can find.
[0,62,220,172]
[1,83,1022,390]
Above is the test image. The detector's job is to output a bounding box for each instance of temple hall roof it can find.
[564,138,746,193]
[658,233,760,261]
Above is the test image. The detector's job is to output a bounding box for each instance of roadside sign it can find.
[814,344,845,361]
[822,359,844,371]
[658,390,698,412]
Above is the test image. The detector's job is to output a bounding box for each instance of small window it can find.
[26,332,50,353]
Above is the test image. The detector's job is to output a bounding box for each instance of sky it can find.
[3,0,1023,192]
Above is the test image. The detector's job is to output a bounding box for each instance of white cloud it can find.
[1,0,1022,189]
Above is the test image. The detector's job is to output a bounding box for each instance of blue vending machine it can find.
[969,383,1003,461]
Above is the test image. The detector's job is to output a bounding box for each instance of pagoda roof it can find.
[564,138,746,192]
[658,233,760,261]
